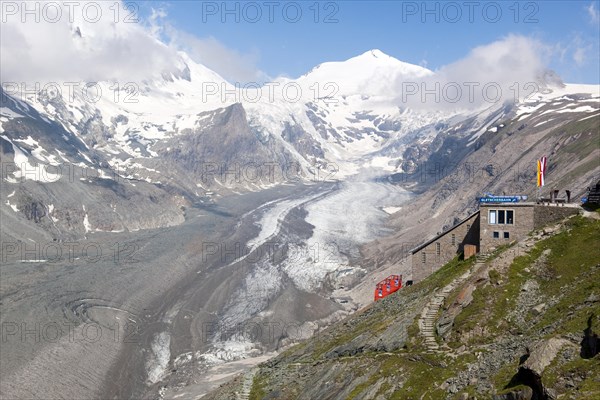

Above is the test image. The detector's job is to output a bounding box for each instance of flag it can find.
[537,156,547,187]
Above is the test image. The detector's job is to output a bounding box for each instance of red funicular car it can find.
[374,274,403,301]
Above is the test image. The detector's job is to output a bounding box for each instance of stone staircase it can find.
[418,254,489,352]
[236,368,257,400]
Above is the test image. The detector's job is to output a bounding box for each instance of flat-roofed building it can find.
[410,202,580,282]
[479,203,580,253]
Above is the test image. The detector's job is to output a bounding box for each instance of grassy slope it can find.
[242,215,600,399]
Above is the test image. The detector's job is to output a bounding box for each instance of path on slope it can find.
[418,255,489,352]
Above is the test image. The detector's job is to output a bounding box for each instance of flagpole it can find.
[537,158,541,202]
[537,156,547,203]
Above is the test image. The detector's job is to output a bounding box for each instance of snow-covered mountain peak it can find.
[176,52,229,85]
[367,49,386,58]
[297,50,432,97]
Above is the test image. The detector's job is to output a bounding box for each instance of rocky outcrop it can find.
[506,337,571,399]
[522,338,570,378]
[436,281,477,339]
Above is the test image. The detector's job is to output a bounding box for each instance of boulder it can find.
[522,338,569,376]
[531,303,546,316]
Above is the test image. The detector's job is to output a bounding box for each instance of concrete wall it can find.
[412,213,480,282]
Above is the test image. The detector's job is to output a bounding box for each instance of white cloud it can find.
[395,35,552,111]
[164,28,269,84]
[0,1,265,85]
[588,2,600,24]
[573,46,588,66]
[145,6,268,83]
[0,1,182,83]
[554,34,595,68]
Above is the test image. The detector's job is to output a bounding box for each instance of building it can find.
[411,211,480,282]
[479,203,580,253]
[411,202,580,282]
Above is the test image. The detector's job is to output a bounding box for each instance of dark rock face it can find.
[305,107,339,141]
[157,103,301,189]
[280,122,324,159]
[581,314,600,359]
[21,200,46,223]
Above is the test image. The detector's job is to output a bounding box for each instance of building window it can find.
[422,252,426,264]
[498,210,505,224]
[451,234,456,246]
[493,231,499,238]
[436,242,441,255]
[489,210,497,224]
[506,210,514,225]
[504,232,510,239]
[488,209,514,225]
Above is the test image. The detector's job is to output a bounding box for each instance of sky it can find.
[141,0,600,83]
[1,0,599,85]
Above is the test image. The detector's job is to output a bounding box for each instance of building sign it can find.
[478,194,528,203]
